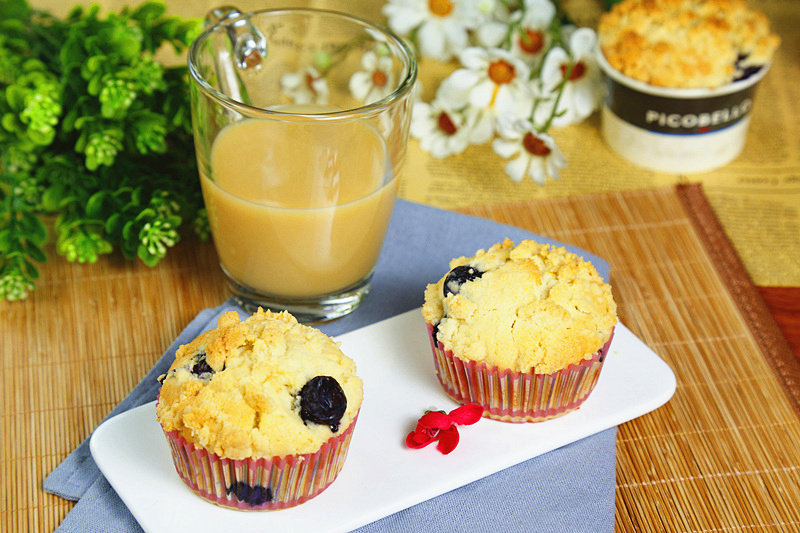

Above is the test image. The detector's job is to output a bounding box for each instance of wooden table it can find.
[758,287,799,360]
[4,184,800,532]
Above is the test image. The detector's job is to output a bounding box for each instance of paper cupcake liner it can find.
[427,325,614,423]
[163,414,358,510]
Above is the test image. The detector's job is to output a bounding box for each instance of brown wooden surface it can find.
[3,185,799,532]
[759,287,800,362]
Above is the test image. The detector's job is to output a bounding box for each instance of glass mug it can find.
[188,7,417,322]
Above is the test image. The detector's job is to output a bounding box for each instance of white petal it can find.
[349,72,372,100]
[494,84,532,117]
[295,91,313,104]
[468,111,495,143]
[459,47,489,69]
[361,51,378,70]
[476,21,509,48]
[413,101,433,116]
[469,79,496,108]
[378,56,395,71]
[573,87,597,117]
[445,135,469,156]
[419,21,451,61]
[384,6,426,34]
[532,99,555,126]
[435,79,470,109]
[429,137,450,158]
[442,19,469,50]
[444,68,482,92]
[280,73,302,90]
[546,156,563,180]
[526,157,547,184]
[541,47,568,86]
[504,154,529,182]
[522,0,556,26]
[569,27,597,58]
[492,138,521,158]
[494,114,525,138]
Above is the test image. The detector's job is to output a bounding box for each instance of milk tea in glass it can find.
[188,8,416,322]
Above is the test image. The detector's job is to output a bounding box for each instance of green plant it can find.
[0,0,204,300]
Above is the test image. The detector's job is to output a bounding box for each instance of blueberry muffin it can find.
[422,239,617,422]
[156,309,363,510]
[598,0,779,88]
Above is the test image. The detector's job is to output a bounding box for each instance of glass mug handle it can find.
[203,6,267,105]
[205,6,267,69]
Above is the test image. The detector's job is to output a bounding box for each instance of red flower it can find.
[405,404,483,454]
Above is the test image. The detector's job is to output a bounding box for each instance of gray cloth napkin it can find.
[44,199,617,532]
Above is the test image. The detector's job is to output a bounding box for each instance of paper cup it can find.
[427,324,614,423]
[596,49,769,173]
[162,414,358,510]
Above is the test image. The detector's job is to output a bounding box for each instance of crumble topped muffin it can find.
[156,309,363,459]
[422,239,617,374]
[598,0,780,88]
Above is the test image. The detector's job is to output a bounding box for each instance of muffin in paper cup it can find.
[427,323,613,422]
[421,239,618,423]
[156,309,363,510]
[596,0,779,173]
[161,414,358,510]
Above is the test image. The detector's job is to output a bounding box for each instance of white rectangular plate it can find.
[90,309,675,533]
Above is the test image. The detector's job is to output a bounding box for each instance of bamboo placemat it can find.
[2,184,799,532]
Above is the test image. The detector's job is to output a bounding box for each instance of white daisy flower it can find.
[410,100,473,158]
[534,27,602,128]
[491,115,566,183]
[440,47,534,137]
[510,0,556,65]
[382,0,480,61]
[279,66,329,105]
[349,50,397,104]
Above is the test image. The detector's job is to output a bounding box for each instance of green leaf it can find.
[41,186,64,211]
[134,207,156,222]
[132,2,167,23]
[86,191,108,217]
[2,113,19,133]
[23,241,48,264]
[27,127,55,146]
[137,244,161,267]
[6,85,27,110]
[87,76,103,97]
[59,39,85,70]
[22,258,40,280]
[105,212,122,235]
[121,219,137,241]
[19,211,47,245]
[0,229,12,252]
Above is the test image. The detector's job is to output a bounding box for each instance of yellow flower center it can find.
[428,0,454,17]
[488,60,516,85]
[372,70,388,87]
[518,29,545,55]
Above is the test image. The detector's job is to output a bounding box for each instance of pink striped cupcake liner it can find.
[162,413,358,510]
[427,324,614,423]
